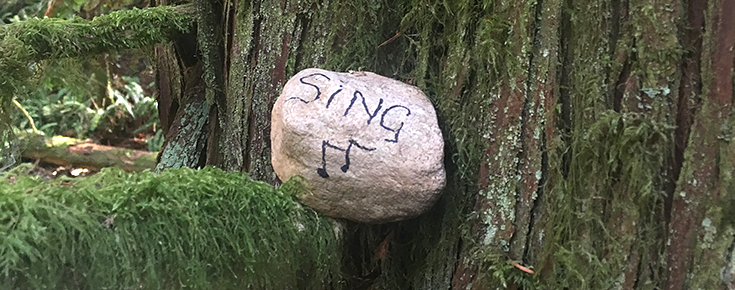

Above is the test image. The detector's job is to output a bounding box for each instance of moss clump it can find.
[0,166,341,289]
[541,111,671,289]
[0,5,191,63]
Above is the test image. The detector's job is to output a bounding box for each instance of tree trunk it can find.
[156,0,735,288]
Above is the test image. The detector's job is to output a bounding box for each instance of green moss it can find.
[0,166,341,289]
[540,111,671,289]
[0,5,191,63]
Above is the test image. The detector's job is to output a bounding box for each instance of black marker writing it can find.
[316,139,376,178]
[380,105,411,143]
[289,73,331,103]
[326,85,343,108]
[343,91,383,124]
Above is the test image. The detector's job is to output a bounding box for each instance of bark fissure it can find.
[612,46,632,112]
[290,12,310,77]
[523,134,546,262]
[242,14,262,172]
[510,0,545,263]
[726,234,735,288]
[558,0,574,178]
[666,0,705,225]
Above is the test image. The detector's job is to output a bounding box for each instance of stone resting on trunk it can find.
[271,68,445,223]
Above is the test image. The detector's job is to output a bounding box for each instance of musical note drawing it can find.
[380,105,411,143]
[316,139,376,178]
[289,73,331,103]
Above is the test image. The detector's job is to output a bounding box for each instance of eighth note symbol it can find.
[316,139,376,178]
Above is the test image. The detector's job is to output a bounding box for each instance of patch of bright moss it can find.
[0,166,341,289]
[541,111,671,289]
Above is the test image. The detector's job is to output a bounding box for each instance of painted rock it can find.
[271,68,445,223]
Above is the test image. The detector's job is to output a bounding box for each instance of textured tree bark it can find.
[666,0,735,288]
[154,0,735,288]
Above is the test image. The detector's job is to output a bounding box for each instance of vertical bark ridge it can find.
[510,0,560,268]
[666,0,705,225]
[557,0,574,178]
[666,0,735,288]
[522,0,561,269]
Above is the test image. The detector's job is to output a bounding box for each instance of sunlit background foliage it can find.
[1,0,163,161]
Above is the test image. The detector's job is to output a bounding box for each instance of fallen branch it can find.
[18,132,157,172]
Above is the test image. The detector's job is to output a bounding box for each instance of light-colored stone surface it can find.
[271,68,445,223]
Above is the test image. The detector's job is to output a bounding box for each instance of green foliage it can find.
[12,74,161,145]
[1,0,47,23]
[0,167,342,289]
[0,5,191,116]
[15,87,96,136]
[1,5,192,164]
[0,0,134,23]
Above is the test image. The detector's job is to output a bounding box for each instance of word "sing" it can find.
[288,72,412,178]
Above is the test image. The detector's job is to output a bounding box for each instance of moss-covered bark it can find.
[666,0,735,288]
[151,0,735,288]
[156,63,211,171]
[0,5,192,63]
[0,0,732,287]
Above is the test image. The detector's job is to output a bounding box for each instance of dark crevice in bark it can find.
[292,12,311,73]
[224,1,236,85]
[198,114,211,168]
[725,234,735,286]
[175,32,200,68]
[612,40,634,112]
[510,0,545,263]
[665,0,734,287]
[342,223,394,290]
[558,0,573,178]
[205,106,220,166]
[630,246,644,289]
[242,13,262,172]
[193,0,227,167]
[155,46,177,137]
[605,0,629,111]
[665,0,705,226]
[524,132,548,263]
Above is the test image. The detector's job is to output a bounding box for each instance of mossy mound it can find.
[0,166,341,289]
